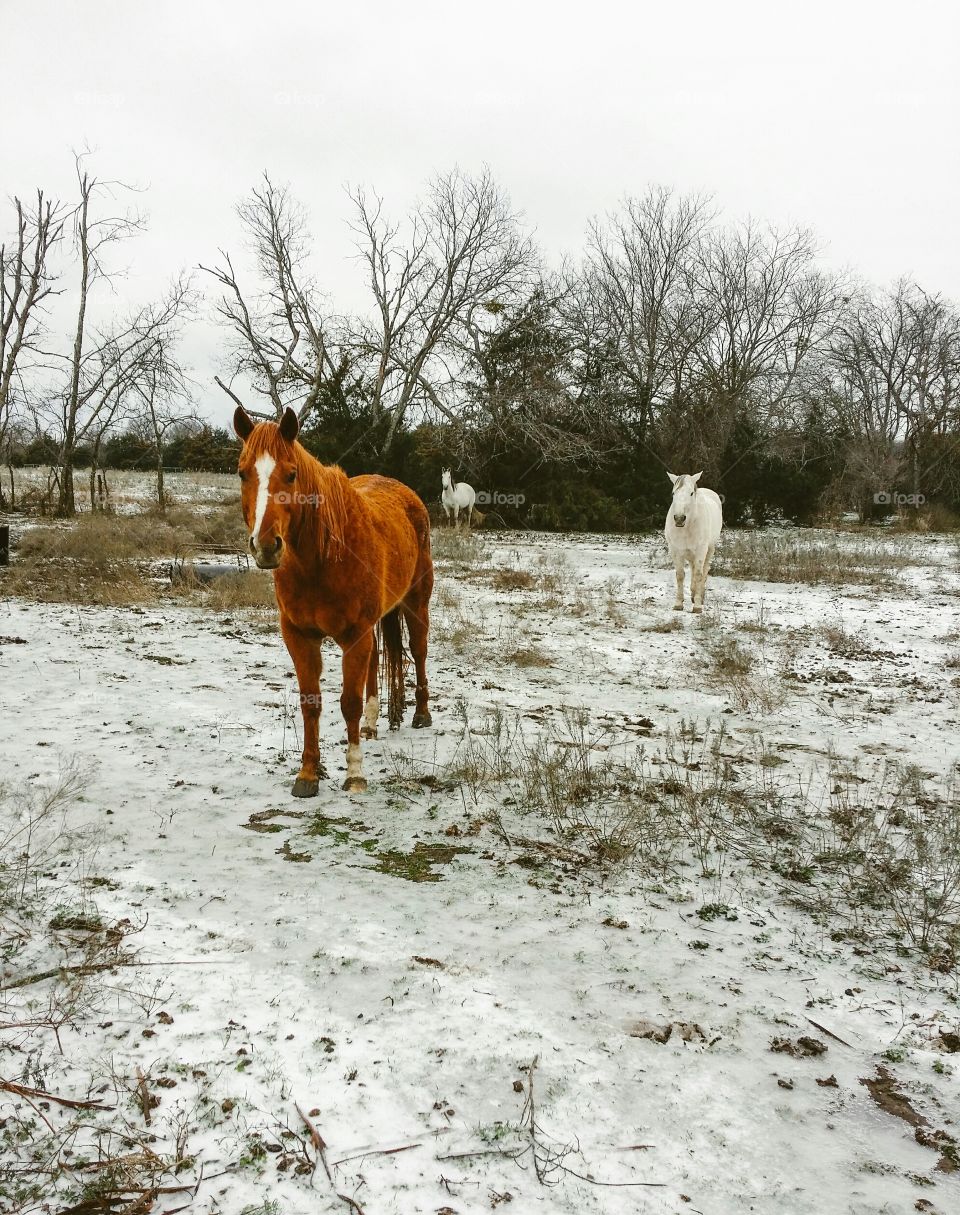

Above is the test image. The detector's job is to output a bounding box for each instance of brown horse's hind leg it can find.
[340,630,373,793]
[361,632,379,740]
[280,615,326,797]
[403,598,432,729]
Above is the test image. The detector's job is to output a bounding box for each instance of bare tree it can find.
[694,222,837,408]
[46,261,194,514]
[656,221,840,474]
[348,167,535,454]
[827,280,960,511]
[0,191,68,503]
[585,187,712,436]
[55,156,148,514]
[131,328,198,511]
[201,174,353,423]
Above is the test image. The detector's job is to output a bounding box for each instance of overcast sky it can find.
[4,0,959,421]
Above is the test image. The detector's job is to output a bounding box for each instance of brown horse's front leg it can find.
[340,631,373,793]
[280,615,326,797]
[361,630,379,740]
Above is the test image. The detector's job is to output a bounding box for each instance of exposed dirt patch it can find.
[629,1019,707,1045]
[241,808,308,834]
[276,840,312,863]
[860,1066,959,1173]
[770,1036,827,1058]
[860,1066,926,1127]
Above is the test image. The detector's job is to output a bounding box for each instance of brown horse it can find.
[233,406,433,795]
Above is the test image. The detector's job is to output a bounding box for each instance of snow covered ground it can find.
[2,517,959,1214]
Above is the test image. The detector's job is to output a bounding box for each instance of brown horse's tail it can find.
[378,608,406,730]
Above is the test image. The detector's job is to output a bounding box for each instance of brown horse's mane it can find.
[246,425,351,560]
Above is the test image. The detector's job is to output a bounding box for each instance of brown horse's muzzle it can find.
[251,533,283,569]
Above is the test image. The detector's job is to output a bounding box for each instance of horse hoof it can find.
[692,605,703,614]
[673,604,684,612]
[360,725,378,740]
[292,777,320,798]
[343,776,368,794]
[412,711,432,729]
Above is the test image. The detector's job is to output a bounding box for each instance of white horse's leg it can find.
[673,558,685,611]
[698,544,716,609]
[466,504,473,529]
[453,505,460,531]
[691,550,706,613]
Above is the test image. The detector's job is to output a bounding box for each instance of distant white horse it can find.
[441,468,476,529]
[664,472,723,613]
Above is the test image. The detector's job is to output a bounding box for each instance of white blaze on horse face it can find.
[252,453,276,543]
[672,475,698,525]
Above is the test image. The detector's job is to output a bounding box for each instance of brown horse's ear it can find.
[234,406,256,442]
[279,407,300,444]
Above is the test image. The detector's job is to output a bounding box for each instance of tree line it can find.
[3,158,958,527]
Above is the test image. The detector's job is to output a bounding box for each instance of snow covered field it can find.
[2,505,960,1214]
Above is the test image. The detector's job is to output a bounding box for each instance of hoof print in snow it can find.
[412,955,444,968]
[629,1019,707,1045]
[816,1074,839,1087]
[770,1035,827,1058]
[601,916,629,929]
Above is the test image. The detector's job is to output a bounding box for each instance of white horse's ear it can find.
[667,472,678,486]
[691,471,703,485]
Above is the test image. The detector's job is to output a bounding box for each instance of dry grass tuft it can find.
[490,567,537,592]
[1,554,155,606]
[712,531,908,586]
[641,616,683,634]
[430,527,490,569]
[504,643,553,668]
[17,511,192,561]
[204,571,276,611]
[702,632,786,713]
[2,504,251,607]
[162,500,246,549]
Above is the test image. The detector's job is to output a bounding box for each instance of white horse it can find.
[441,468,476,529]
[664,472,723,613]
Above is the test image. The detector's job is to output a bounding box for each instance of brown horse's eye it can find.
[238,470,247,481]
[286,470,296,484]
